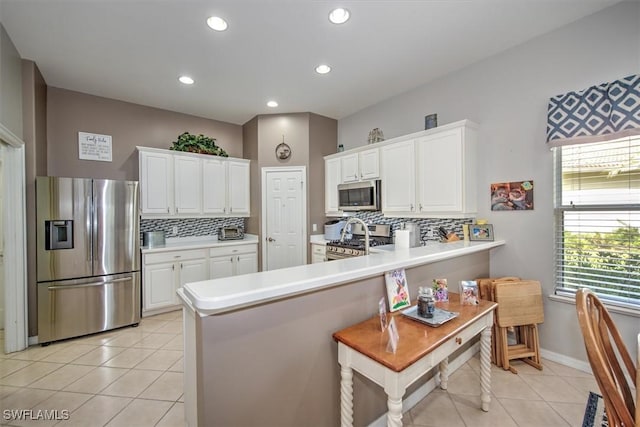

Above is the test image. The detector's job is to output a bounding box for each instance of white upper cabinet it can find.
[227,160,250,215]
[380,120,478,218]
[138,147,250,218]
[174,155,202,215]
[340,148,380,183]
[202,157,227,215]
[139,150,173,215]
[381,140,416,214]
[325,157,342,216]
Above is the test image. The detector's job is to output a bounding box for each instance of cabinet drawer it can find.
[144,249,208,265]
[209,244,257,257]
[311,244,326,255]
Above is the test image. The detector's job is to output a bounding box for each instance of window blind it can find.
[554,136,640,307]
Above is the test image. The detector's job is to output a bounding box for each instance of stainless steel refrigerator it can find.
[36,176,140,344]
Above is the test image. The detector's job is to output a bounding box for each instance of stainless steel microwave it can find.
[338,180,381,211]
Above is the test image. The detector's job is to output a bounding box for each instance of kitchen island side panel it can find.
[194,251,489,427]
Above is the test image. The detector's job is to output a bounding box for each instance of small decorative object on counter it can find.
[367,128,385,144]
[460,280,479,305]
[425,113,438,130]
[433,278,449,302]
[417,286,435,318]
[338,143,344,152]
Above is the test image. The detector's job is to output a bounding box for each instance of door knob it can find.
[267,237,276,242]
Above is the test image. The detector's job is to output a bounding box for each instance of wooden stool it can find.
[494,280,544,373]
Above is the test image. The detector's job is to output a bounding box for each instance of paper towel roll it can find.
[395,230,410,248]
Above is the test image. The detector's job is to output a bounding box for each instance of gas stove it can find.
[326,223,392,260]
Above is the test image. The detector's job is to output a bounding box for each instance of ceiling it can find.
[1,0,622,125]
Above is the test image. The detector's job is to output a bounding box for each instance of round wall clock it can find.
[275,139,291,160]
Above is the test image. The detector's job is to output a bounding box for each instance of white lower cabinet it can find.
[311,243,326,263]
[143,249,208,315]
[209,244,258,279]
[142,242,258,316]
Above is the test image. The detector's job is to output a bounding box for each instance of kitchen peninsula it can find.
[178,240,505,427]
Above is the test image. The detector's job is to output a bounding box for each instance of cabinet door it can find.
[227,160,250,215]
[235,252,258,276]
[179,258,209,290]
[359,148,380,180]
[174,156,202,215]
[139,151,173,215]
[202,158,227,214]
[417,129,463,213]
[381,140,416,214]
[340,153,359,183]
[143,261,177,310]
[209,255,235,279]
[325,157,342,215]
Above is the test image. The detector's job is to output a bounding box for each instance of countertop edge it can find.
[141,234,259,253]
[179,240,505,316]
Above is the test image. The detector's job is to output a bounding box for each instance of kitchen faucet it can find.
[340,217,370,255]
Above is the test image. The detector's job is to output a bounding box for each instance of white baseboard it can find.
[539,347,592,374]
[28,336,39,346]
[367,342,480,427]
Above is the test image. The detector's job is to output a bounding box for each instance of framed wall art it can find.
[491,181,534,211]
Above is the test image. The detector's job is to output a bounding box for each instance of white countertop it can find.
[310,235,330,244]
[141,234,259,253]
[179,239,505,315]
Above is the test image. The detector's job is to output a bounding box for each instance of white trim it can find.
[260,166,308,271]
[0,123,24,148]
[548,293,640,318]
[1,143,28,353]
[539,347,592,374]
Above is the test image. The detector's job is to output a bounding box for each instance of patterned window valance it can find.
[546,74,640,147]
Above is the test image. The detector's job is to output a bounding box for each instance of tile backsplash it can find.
[345,211,473,243]
[140,217,245,239]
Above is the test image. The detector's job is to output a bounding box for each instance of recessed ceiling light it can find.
[315,64,331,74]
[329,8,350,24]
[207,16,228,31]
[178,76,194,85]
[267,101,278,108]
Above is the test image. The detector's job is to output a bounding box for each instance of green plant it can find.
[169,132,228,157]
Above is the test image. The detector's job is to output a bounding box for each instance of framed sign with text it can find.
[78,132,112,162]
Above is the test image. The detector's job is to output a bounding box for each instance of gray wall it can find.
[0,23,22,139]
[242,112,337,266]
[46,87,243,181]
[338,1,640,362]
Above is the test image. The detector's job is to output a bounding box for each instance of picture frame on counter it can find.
[469,224,494,241]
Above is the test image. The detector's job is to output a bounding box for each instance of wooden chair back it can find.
[575,288,637,427]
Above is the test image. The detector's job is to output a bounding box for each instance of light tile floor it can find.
[0,310,598,426]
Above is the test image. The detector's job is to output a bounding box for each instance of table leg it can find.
[439,357,449,390]
[386,394,403,427]
[480,326,492,412]
[340,366,354,427]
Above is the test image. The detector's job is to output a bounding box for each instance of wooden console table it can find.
[333,294,497,427]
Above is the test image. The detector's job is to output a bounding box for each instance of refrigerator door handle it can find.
[86,188,93,263]
[47,277,131,290]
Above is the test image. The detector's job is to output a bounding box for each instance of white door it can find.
[144,262,177,310]
[340,153,359,183]
[263,168,306,271]
[179,258,209,289]
[236,252,258,276]
[209,255,235,279]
